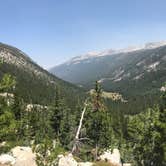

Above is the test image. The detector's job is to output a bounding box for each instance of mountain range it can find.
[50,41,166,95]
[1,41,166,114]
[49,41,166,113]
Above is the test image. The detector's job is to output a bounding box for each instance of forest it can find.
[0,56,166,166]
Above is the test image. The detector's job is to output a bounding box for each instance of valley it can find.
[1,1,166,165]
[0,42,165,166]
[50,42,166,95]
[50,42,166,113]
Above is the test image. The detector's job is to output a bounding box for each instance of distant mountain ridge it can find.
[50,41,166,97]
[54,41,166,66]
[0,42,84,106]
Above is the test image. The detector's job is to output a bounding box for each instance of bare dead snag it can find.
[72,100,88,154]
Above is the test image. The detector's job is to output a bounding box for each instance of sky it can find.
[0,0,166,69]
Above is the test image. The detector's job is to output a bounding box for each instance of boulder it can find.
[110,149,121,164]
[58,154,94,166]
[100,150,112,161]
[0,154,15,165]
[123,164,131,166]
[99,149,121,166]
[58,153,77,166]
[78,162,93,166]
[11,146,36,166]
[0,142,6,147]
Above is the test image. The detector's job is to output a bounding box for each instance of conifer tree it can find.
[0,62,17,150]
[85,81,111,160]
[127,104,166,165]
[50,86,65,137]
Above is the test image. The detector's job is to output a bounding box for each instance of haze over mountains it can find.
[50,41,166,97]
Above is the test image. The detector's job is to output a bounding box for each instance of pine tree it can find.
[0,98,17,142]
[59,108,72,148]
[0,74,16,92]
[11,94,27,143]
[85,81,110,160]
[50,87,65,137]
[127,105,166,165]
[0,67,17,152]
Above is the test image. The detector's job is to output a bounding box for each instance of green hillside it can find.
[0,43,165,166]
[0,43,85,107]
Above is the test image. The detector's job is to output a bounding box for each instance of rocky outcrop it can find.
[0,146,36,166]
[123,164,131,166]
[11,146,36,166]
[0,45,56,84]
[0,147,131,166]
[99,149,131,166]
[58,154,77,166]
[78,162,93,166]
[57,153,130,166]
[58,154,93,166]
[0,154,15,165]
[99,149,121,165]
[26,104,48,112]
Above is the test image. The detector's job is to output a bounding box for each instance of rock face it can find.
[123,164,131,166]
[11,146,36,166]
[0,147,131,166]
[0,154,15,165]
[0,45,52,82]
[99,149,131,166]
[0,146,36,166]
[58,153,77,166]
[58,154,93,166]
[78,162,93,166]
[99,149,121,166]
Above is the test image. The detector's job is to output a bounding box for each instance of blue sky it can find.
[0,0,166,69]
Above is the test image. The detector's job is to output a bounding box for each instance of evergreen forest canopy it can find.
[0,42,85,108]
[0,44,166,166]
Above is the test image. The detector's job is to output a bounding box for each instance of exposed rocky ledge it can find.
[0,146,131,166]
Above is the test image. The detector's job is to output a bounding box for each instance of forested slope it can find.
[0,43,85,107]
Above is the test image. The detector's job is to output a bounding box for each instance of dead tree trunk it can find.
[72,101,88,154]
